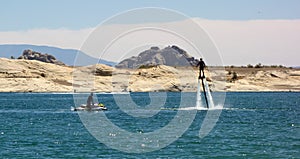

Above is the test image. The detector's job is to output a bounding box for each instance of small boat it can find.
[73,103,107,111]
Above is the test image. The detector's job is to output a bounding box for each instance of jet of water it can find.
[196,78,214,109]
[203,78,214,108]
[196,79,201,109]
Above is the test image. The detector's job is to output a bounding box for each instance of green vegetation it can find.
[254,63,262,68]
[247,64,253,68]
[232,72,238,81]
[243,64,287,68]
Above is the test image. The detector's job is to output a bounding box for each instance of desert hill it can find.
[0,58,299,92]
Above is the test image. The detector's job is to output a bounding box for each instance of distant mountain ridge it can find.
[0,44,116,66]
[115,45,199,68]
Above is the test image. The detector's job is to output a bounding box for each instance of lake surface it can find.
[0,92,299,158]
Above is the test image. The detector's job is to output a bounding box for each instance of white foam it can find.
[196,79,202,109]
[178,104,224,111]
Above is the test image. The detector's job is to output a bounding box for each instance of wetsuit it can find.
[196,60,206,79]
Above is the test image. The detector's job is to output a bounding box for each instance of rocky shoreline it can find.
[0,58,299,92]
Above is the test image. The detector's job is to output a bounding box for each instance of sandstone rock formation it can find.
[115,45,199,68]
[18,49,65,65]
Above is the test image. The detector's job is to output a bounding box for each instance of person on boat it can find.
[87,92,94,109]
[196,58,206,79]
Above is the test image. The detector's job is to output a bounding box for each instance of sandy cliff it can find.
[0,58,299,92]
[0,58,73,92]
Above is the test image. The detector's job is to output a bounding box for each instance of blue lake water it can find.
[0,92,299,158]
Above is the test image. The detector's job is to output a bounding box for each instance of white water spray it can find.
[196,79,201,109]
[196,78,214,109]
[203,78,214,108]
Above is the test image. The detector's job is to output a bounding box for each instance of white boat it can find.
[73,103,107,111]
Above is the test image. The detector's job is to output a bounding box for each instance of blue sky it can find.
[1,0,300,31]
[1,0,299,66]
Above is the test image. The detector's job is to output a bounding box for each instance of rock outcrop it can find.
[115,45,199,68]
[18,49,65,65]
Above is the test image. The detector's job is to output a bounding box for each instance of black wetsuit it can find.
[196,60,206,78]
